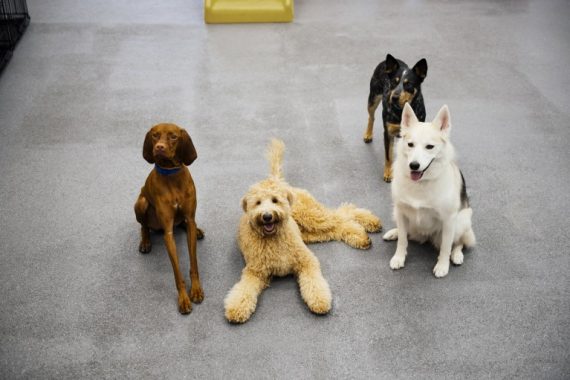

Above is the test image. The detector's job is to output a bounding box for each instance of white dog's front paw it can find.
[383,228,398,241]
[433,260,450,278]
[451,248,464,265]
[390,254,406,270]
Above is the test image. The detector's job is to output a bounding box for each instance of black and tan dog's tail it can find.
[266,138,285,180]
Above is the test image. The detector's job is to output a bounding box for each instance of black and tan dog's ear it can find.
[143,130,155,164]
[413,58,428,80]
[177,129,198,166]
[385,54,399,74]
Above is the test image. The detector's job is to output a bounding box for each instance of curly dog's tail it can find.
[266,138,285,180]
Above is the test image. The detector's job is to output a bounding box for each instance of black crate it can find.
[0,0,30,72]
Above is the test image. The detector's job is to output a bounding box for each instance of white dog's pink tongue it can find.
[411,171,422,181]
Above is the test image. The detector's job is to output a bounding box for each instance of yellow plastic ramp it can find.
[205,0,294,24]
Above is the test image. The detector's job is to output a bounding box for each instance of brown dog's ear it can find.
[177,129,198,166]
[143,130,155,164]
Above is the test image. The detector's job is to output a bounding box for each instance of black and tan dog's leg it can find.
[383,122,400,182]
[134,193,152,253]
[363,94,381,143]
[383,129,394,182]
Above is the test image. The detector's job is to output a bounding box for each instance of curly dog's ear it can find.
[241,196,248,212]
[177,129,198,166]
[286,190,295,206]
[143,130,155,164]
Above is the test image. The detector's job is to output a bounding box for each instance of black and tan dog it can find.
[363,54,428,182]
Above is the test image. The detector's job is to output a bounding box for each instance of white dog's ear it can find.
[241,196,248,212]
[286,190,294,206]
[401,102,418,130]
[433,105,451,133]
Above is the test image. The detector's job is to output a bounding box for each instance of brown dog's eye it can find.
[272,197,278,203]
[152,133,160,139]
[169,134,177,140]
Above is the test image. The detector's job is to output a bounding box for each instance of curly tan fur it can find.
[224,139,382,323]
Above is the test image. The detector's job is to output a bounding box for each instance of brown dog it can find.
[134,123,204,314]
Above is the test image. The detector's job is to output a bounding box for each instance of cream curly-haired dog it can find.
[224,139,382,323]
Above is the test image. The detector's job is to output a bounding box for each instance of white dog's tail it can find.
[266,138,285,180]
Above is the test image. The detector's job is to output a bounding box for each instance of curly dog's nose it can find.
[262,213,272,222]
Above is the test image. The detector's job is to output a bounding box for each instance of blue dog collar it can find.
[155,164,182,176]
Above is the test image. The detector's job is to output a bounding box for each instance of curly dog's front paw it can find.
[225,304,254,324]
[307,293,332,315]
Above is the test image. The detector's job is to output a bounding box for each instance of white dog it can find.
[383,103,475,278]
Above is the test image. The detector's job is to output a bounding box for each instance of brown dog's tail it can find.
[266,138,285,180]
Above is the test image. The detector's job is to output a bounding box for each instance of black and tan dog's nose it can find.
[262,213,273,222]
[409,161,420,170]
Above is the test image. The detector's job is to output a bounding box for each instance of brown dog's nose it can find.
[155,143,166,151]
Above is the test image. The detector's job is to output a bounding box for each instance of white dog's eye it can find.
[408,142,414,147]
[426,144,434,150]
[272,197,278,203]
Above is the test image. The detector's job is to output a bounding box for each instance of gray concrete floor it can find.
[1,0,569,378]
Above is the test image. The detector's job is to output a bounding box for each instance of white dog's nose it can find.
[409,161,420,170]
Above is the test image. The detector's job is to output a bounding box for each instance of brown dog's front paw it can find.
[190,286,204,303]
[197,228,205,240]
[139,240,152,253]
[178,293,192,314]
